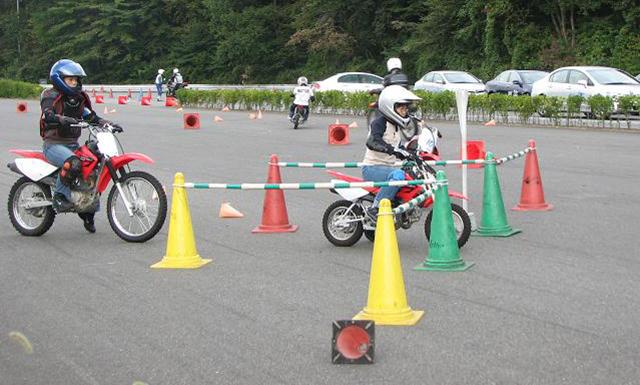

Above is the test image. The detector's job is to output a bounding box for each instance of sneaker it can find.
[364,206,378,224]
[78,213,96,233]
[52,193,74,213]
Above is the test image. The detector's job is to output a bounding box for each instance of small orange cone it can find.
[176,107,184,112]
[110,108,116,113]
[335,118,341,124]
[103,106,109,115]
[483,119,496,126]
[141,96,151,106]
[257,110,263,119]
[214,115,224,122]
[222,106,230,112]
[249,113,257,120]
[348,121,358,128]
[95,95,104,104]
[16,102,28,113]
[512,139,553,211]
[219,202,244,218]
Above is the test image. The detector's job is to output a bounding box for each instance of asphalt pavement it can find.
[1,98,639,385]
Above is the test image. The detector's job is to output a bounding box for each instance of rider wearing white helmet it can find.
[288,76,315,122]
[383,57,410,88]
[361,85,422,221]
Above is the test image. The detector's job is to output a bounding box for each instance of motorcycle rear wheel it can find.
[322,200,363,247]
[107,171,167,243]
[8,177,55,236]
[424,203,471,248]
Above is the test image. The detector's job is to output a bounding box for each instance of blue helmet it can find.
[49,59,87,96]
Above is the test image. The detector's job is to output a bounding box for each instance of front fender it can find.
[97,152,155,192]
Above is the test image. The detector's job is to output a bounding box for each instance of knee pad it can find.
[389,170,405,181]
[60,156,82,186]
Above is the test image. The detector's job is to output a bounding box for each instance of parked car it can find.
[485,70,548,95]
[636,74,640,82]
[531,66,640,98]
[311,72,383,93]
[413,71,485,94]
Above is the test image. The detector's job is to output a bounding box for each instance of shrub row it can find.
[0,79,43,99]
[178,88,640,127]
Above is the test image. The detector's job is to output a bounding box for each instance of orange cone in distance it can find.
[103,106,109,115]
[118,95,128,104]
[95,95,104,104]
[257,110,263,119]
[222,106,230,112]
[16,102,27,113]
[348,121,358,128]
[214,115,224,122]
[219,202,244,218]
[141,96,151,106]
[484,119,496,126]
[183,113,201,129]
[249,113,257,120]
[512,139,553,211]
[329,124,349,145]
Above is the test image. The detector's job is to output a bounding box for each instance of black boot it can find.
[52,193,74,213]
[78,212,96,233]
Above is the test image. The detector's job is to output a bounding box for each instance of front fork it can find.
[106,161,135,217]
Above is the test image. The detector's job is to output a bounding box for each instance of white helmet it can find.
[386,57,402,72]
[297,76,308,86]
[173,68,179,74]
[378,85,421,129]
[158,69,165,75]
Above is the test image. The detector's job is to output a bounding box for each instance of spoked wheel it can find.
[322,200,363,247]
[107,171,167,242]
[292,113,300,129]
[424,203,471,248]
[8,177,55,236]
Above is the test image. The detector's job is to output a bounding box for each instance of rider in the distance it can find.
[40,59,122,233]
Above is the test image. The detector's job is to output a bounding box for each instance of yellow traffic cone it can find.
[151,173,211,269]
[219,202,244,218]
[353,199,424,325]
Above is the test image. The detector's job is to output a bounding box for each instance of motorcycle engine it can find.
[400,208,423,229]
[69,169,100,212]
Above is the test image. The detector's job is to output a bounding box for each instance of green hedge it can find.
[0,79,43,99]
[178,88,638,127]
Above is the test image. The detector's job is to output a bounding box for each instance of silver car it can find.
[414,71,485,94]
[531,66,640,98]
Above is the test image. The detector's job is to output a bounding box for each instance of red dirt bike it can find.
[7,122,167,242]
[321,130,470,247]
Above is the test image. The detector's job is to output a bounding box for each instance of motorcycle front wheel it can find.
[424,203,471,248]
[322,200,363,247]
[107,171,167,243]
[8,177,56,236]
[292,113,300,129]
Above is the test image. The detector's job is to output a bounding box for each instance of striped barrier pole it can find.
[271,146,533,169]
[178,179,433,190]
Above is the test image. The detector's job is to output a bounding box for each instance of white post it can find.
[455,90,476,229]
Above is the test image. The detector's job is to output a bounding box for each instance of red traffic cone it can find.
[512,139,553,211]
[252,154,298,233]
[94,95,104,104]
[141,96,151,106]
[16,102,28,113]
[118,95,128,105]
[329,124,349,145]
[183,113,200,129]
[165,97,177,107]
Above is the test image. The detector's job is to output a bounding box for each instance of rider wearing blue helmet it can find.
[40,59,122,233]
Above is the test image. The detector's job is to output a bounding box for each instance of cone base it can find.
[151,255,212,269]
[415,260,474,271]
[252,224,298,233]
[472,226,521,237]
[353,309,424,326]
[511,203,553,211]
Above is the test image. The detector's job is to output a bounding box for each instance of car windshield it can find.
[519,71,547,84]
[444,72,480,83]
[586,69,639,85]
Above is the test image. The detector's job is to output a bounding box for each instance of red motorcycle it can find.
[321,131,470,247]
[7,122,167,242]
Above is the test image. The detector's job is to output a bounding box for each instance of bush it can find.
[0,79,43,99]
[587,95,614,121]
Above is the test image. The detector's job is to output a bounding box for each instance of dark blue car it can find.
[486,70,548,95]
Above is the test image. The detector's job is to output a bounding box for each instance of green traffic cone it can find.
[473,152,521,237]
[415,170,474,271]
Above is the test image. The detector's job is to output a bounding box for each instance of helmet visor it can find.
[58,62,87,77]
